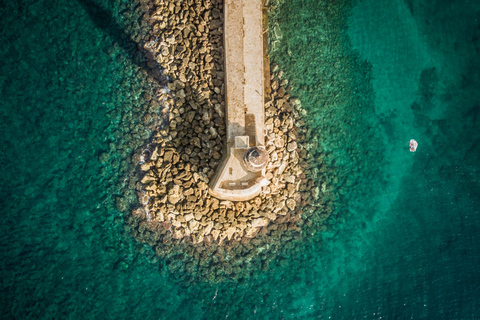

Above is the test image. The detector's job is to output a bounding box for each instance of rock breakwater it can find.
[122,0,339,283]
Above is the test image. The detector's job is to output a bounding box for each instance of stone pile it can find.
[133,68,323,243]
[123,0,335,282]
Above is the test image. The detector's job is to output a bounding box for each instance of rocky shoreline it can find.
[122,0,338,282]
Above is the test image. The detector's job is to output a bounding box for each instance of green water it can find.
[1,0,480,319]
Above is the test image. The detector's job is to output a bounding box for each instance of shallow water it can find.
[1,0,480,319]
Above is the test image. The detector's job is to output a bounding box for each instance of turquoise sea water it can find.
[1,0,479,319]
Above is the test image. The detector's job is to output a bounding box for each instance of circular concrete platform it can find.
[243,147,268,172]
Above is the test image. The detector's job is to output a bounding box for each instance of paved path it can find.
[209,0,268,201]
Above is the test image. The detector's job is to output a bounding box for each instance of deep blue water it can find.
[1,0,480,319]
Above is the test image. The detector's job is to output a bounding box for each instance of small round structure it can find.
[243,147,268,172]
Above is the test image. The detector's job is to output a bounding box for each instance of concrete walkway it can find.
[209,0,269,201]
